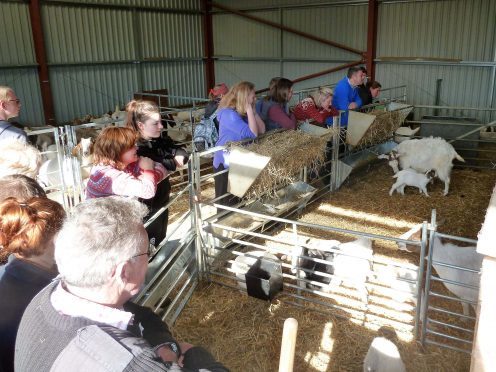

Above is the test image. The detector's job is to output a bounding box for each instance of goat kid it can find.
[389,169,433,197]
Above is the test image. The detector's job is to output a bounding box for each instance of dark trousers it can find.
[214,164,241,207]
[142,179,171,247]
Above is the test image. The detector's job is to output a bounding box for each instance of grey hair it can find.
[55,196,149,288]
[0,139,41,178]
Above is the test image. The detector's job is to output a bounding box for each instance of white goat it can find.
[293,237,373,302]
[111,105,127,126]
[389,169,432,197]
[363,337,406,372]
[379,137,464,195]
[397,225,483,316]
[394,126,419,143]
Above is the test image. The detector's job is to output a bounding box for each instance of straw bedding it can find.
[173,163,495,371]
[231,129,335,200]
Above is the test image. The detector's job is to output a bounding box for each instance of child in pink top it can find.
[85,127,167,200]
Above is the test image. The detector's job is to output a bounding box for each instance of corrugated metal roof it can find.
[44,0,200,10]
[0,68,45,125]
[0,2,36,65]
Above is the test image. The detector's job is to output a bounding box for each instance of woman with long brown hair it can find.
[126,100,188,246]
[213,81,265,205]
[85,126,167,200]
[256,77,297,131]
[0,197,65,372]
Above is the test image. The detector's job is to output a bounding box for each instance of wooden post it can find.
[278,318,298,372]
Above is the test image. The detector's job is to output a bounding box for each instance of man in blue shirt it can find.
[332,67,364,126]
[0,86,27,143]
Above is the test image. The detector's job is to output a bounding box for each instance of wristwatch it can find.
[162,341,181,359]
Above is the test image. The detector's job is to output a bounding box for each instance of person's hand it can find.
[177,342,194,367]
[139,156,154,170]
[246,98,254,114]
[156,345,179,364]
[174,155,186,168]
[348,102,358,110]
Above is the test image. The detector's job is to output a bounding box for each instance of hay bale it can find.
[230,130,335,200]
[356,110,402,148]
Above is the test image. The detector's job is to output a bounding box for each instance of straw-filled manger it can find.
[172,161,495,371]
[229,128,336,200]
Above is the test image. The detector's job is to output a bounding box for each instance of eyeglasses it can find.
[130,244,153,260]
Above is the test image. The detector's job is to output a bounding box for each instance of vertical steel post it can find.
[28,0,56,125]
[202,0,215,92]
[366,0,378,82]
[414,221,428,340]
[330,113,341,192]
[420,209,437,346]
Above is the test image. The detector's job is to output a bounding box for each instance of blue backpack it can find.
[193,110,219,152]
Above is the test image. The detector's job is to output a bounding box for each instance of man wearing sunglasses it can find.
[0,86,27,143]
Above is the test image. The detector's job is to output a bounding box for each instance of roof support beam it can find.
[366,0,379,81]
[211,2,365,57]
[29,0,56,125]
[202,0,215,93]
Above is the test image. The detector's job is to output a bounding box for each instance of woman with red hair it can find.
[0,197,66,372]
[85,126,167,200]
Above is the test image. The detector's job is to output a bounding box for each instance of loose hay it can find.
[356,110,402,148]
[174,283,471,372]
[231,130,334,200]
[173,162,495,371]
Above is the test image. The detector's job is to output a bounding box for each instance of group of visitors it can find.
[0,65,382,371]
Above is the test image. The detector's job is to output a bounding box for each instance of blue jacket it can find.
[213,108,256,169]
[0,255,56,372]
[332,77,362,126]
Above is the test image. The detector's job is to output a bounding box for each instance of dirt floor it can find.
[172,163,495,372]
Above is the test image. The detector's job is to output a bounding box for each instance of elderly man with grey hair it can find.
[15,196,228,372]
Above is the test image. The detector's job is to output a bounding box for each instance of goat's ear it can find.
[377,154,388,160]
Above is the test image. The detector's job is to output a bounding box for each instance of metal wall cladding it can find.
[282,5,367,61]
[377,0,496,61]
[44,0,200,10]
[142,61,206,106]
[214,61,281,90]
[50,64,139,122]
[42,5,136,63]
[213,11,281,58]
[140,12,203,59]
[376,63,494,122]
[0,69,45,125]
[0,2,36,65]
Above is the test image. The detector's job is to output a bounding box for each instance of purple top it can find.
[213,108,256,169]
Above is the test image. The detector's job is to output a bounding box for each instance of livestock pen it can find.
[142,98,496,371]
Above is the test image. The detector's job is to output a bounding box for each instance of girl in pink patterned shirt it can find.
[85,127,167,200]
